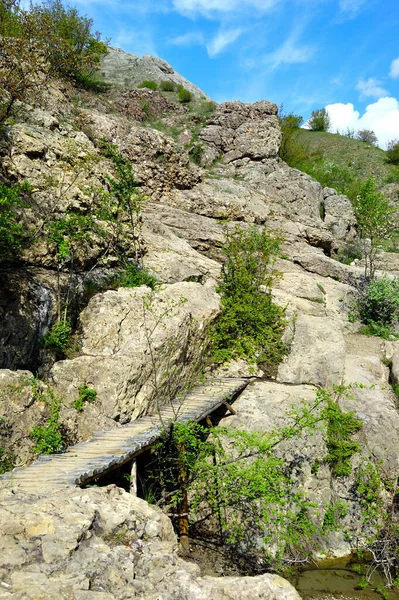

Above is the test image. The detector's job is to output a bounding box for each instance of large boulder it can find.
[50,282,220,428]
[0,485,300,600]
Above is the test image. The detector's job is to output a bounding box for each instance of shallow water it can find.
[287,567,399,600]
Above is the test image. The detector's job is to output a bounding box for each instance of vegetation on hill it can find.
[0,0,108,124]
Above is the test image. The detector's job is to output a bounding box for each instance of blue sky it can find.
[71,0,399,147]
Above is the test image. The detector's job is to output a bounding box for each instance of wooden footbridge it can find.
[0,378,248,494]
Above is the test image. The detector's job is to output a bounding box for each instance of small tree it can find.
[386,139,399,165]
[308,108,331,132]
[210,225,286,370]
[356,129,378,145]
[352,177,394,278]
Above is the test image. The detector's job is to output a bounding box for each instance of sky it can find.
[69,0,399,148]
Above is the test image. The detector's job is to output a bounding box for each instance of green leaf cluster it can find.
[0,446,14,475]
[210,225,287,368]
[29,391,66,454]
[321,391,362,477]
[47,212,96,261]
[73,382,97,412]
[0,183,28,263]
[43,320,72,354]
[177,85,193,103]
[116,263,158,290]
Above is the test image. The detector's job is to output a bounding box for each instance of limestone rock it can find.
[50,282,220,427]
[277,314,346,388]
[99,47,211,100]
[0,485,301,600]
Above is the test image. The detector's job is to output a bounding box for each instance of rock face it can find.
[100,46,211,99]
[0,485,300,600]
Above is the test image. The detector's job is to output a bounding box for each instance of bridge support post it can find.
[177,442,190,554]
[130,459,137,496]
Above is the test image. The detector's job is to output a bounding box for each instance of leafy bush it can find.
[189,143,204,165]
[210,225,287,370]
[117,264,158,290]
[336,242,363,265]
[0,183,28,263]
[73,382,97,412]
[352,177,394,278]
[159,80,175,92]
[43,320,72,354]
[357,277,399,327]
[386,139,399,165]
[177,85,192,103]
[356,129,378,145]
[308,108,331,132]
[278,109,309,165]
[138,80,158,90]
[0,446,14,474]
[30,392,66,454]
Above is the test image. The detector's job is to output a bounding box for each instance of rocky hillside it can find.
[1,63,399,599]
[99,46,211,99]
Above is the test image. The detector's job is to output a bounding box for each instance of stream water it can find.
[287,566,399,600]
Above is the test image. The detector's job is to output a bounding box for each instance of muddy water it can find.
[287,567,399,600]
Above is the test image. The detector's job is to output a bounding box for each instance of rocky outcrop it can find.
[50,282,219,425]
[99,47,211,99]
[0,485,300,600]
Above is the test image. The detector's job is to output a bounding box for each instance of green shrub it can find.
[352,177,394,278]
[210,225,287,369]
[189,143,204,165]
[0,446,14,475]
[386,139,399,165]
[43,320,72,354]
[356,129,378,145]
[30,392,66,454]
[117,264,158,290]
[159,80,175,92]
[73,382,97,412]
[321,391,362,476]
[308,107,331,132]
[0,183,28,263]
[336,242,363,265]
[357,277,399,327]
[177,85,192,103]
[138,80,158,91]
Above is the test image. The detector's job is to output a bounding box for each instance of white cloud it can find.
[356,77,388,100]
[390,57,399,79]
[173,0,278,16]
[339,0,366,16]
[262,31,315,71]
[325,97,399,148]
[170,32,204,46]
[206,28,243,57]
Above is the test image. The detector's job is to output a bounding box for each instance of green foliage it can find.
[147,386,362,566]
[308,108,331,132]
[116,263,158,290]
[322,500,348,533]
[0,446,14,475]
[138,80,158,91]
[352,177,394,278]
[177,85,193,103]
[386,139,399,165]
[0,182,28,263]
[189,143,204,165]
[43,320,72,354]
[321,391,362,476]
[160,80,175,92]
[30,391,66,454]
[278,109,309,166]
[47,212,96,261]
[356,129,378,145]
[336,242,363,265]
[361,321,399,341]
[210,225,287,369]
[73,382,97,412]
[357,277,399,329]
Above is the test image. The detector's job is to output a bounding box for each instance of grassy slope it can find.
[297,129,397,186]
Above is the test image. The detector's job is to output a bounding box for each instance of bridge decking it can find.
[0,378,248,494]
